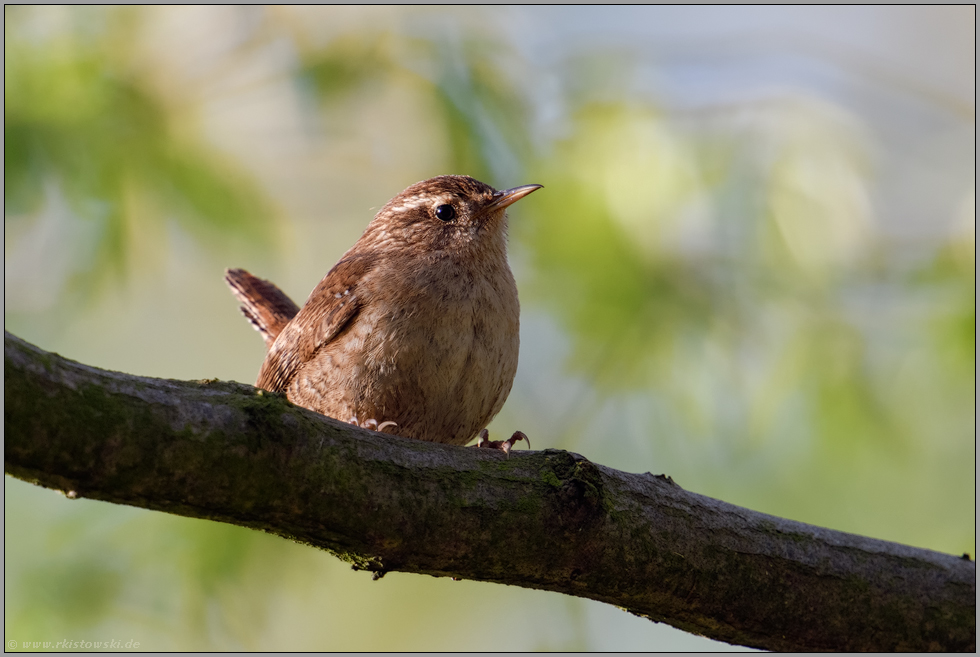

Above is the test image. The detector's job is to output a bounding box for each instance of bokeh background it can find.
[4,5,975,651]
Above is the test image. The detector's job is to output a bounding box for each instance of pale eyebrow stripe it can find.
[389,195,454,213]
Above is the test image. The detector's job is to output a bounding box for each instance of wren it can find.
[226,175,541,450]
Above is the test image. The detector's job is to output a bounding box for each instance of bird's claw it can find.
[351,417,398,433]
[474,429,530,456]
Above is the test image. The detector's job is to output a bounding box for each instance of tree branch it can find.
[4,331,974,651]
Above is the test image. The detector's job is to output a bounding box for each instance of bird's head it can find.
[361,175,542,257]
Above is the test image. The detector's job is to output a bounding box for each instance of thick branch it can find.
[4,331,974,651]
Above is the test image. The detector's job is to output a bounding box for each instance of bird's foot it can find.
[351,417,399,433]
[474,429,530,456]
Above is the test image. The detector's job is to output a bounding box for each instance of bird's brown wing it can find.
[255,253,378,392]
[225,268,301,347]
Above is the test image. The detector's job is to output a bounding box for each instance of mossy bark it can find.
[4,331,975,651]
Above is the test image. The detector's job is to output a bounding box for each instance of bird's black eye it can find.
[435,204,456,222]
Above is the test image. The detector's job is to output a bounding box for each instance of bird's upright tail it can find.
[224,268,300,348]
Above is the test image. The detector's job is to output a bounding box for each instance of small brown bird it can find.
[226,175,541,451]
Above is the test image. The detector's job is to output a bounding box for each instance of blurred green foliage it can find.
[5,6,272,298]
[519,94,973,464]
[297,29,531,181]
[4,5,974,652]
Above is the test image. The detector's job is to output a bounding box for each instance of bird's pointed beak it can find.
[484,184,543,213]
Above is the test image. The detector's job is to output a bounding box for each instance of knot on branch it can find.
[539,449,607,529]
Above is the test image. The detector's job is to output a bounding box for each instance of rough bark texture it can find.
[4,331,975,651]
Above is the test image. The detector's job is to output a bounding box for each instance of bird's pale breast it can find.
[288,252,519,445]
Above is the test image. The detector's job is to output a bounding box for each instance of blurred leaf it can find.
[296,26,531,181]
[297,34,393,101]
[15,559,123,632]
[806,318,895,451]
[164,520,277,648]
[520,102,715,391]
[4,6,274,302]
[912,217,976,377]
[760,97,874,281]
